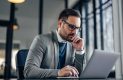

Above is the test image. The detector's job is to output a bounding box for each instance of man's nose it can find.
[70,29,77,34]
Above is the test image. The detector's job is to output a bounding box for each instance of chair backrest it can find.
[16,49,28,79]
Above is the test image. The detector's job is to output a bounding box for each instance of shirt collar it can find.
[56,30,67,43]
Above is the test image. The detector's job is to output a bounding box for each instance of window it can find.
[0,40,20,78]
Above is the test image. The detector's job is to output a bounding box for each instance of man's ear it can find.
[58,19,63,28]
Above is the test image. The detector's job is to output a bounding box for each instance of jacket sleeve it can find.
[24,35,59,79]
[74,52,85,76]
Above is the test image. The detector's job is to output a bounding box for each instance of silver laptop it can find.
[80,49,119,79]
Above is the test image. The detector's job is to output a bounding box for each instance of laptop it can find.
[80,49,120,79]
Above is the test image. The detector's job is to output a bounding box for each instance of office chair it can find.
[16,49,28,79]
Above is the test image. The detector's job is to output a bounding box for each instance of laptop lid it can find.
[80,49,119,79]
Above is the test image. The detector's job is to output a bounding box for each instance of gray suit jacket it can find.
[24,30,84,78]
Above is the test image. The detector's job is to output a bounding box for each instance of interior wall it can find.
[0,0,79,49]
[42,0,64,34]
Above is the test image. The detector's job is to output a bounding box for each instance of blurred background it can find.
[0,0,123,79]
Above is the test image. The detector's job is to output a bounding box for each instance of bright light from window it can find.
[12,49,18,70]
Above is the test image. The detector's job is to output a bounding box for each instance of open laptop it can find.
[80,49,120,79]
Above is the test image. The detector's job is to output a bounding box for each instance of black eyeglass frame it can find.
[62,19,81,31]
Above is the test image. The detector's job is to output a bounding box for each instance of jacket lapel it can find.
[51,30,75,68]
[51,30,59,69]
[65,42,75,66]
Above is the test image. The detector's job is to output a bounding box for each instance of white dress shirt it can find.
[56,30,84,55]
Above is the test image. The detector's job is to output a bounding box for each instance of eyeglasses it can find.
[62,19,81,31]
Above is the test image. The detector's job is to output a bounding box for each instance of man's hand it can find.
[58,65,79,77]
[71,35,84,51]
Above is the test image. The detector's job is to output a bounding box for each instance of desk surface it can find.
[0,78,122,80]
[57,77,122,80]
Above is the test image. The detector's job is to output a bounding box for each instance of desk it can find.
[0,77,122,80]
[55,78,119,80]
[57,77,121,80]
[0,78,122,80]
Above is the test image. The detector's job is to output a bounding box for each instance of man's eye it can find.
[70,25,76,29]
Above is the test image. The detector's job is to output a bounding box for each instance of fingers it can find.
[62,70,73,77]
[65,66,78,74]
[70,66,79,75]
[71,35,82,43]
[67,65,79,77]
[72,35,79,43]
[71,35,84,51]
[58,65,79,77]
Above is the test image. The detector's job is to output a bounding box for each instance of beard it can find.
[61,33,75,42]
[58,29,76,42]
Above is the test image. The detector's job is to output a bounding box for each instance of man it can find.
[24,9,85,78]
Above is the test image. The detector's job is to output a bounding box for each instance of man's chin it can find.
[63,36,73,42]
[66,38,73,42]
[67,39,73,42]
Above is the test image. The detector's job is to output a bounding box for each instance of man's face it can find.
[58,16,81,42]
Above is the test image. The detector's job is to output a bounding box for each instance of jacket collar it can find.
[51,30,59,43]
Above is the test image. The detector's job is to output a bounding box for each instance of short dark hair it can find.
[58,9,81,20]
